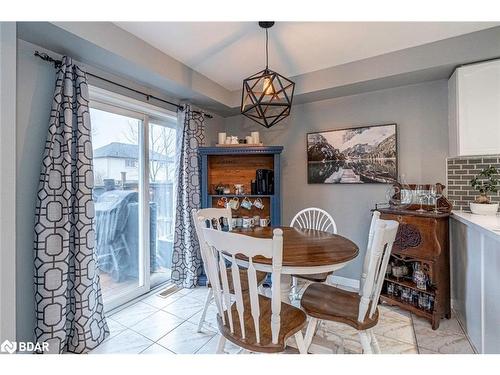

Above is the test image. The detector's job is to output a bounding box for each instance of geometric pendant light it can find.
[241,21,295,128]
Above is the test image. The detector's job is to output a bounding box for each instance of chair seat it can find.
[292,272,332,283]
[300,283,379,331]
[218,294,307,353]
[208,269,267,293]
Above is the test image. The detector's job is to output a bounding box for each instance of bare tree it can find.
[122,121,176,182]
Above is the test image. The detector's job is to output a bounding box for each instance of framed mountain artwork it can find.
[307,123,398,184]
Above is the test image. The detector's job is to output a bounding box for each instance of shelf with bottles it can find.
[385,256,434,290]
[383,279,435,310]
[384,276,435,296]
[381,256,436,314]
[380,293,434,318]
[383,283,435,314]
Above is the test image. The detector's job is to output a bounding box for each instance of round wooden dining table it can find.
[230,226,359,303]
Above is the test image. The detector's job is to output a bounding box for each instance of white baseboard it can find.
[328,275,360,290]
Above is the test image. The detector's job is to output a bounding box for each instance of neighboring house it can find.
[93,142,175,184]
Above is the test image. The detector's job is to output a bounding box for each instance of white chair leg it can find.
[216,335,227,354]
[358,330,373,354]
[291,277,299,300]
[197,288,213,332]
[303,317,318,351]
[369,329,381,354]
[294,332,308,354]
[325,274,335,286]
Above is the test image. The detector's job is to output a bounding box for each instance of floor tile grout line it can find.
[98,287,474,355]
[152,320,196,344]
[162,306,204,321]
[139,342,176,354]
[109,291,215,351]
[194,333,223,354]
[141,292,189,309]
[410,313,421,354]
[98,325,129,346]
[451,308,477,353]
[110,308,160,329]
[154,339,177,353]
[154,320,217,354]
[416,338,472,354]
[91,328,154,354]
[128,318,187,344]
[411,315,475,354]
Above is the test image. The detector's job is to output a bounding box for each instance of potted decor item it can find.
[469,166,499,215]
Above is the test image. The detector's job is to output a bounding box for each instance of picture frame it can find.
[307,123,398,184]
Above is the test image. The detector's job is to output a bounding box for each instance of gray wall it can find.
[223,80,449,279]
[15,39,224,342]
[0,22,17,342]
[16,39,55,343]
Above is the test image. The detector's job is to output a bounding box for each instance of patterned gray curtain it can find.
[171,105,205,288]
[34,56,109,353]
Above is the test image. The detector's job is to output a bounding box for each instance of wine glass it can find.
[429,185,442,213]
[416,184,427,212]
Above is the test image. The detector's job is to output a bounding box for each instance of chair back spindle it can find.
[359,210,381,294]
[290,207,337,234]
[357,219,399,322]
[200,225,284,345]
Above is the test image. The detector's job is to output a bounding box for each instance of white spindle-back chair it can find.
[290,207,338,233]
[359,210,381,294]
[301,215,399,354]
[290,207,338,298]
[191,208,232,332]
[199,225,308,353]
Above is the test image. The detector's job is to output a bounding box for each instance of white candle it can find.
[251,131,260,144]
[218,132,226,145]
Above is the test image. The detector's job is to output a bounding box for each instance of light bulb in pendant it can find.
[262,76,275,95]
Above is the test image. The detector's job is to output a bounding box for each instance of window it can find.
[125,158,138,168]
[89,86,177,309]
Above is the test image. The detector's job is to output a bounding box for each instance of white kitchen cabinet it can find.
[448,59,500,157]
[450,219,482,352]
[450,212,500,353]
[483,235,500,354]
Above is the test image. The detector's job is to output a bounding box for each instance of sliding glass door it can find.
[89,89,177,310]
[148,121,177,289]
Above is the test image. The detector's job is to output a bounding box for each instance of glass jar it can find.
[412,263,427,291]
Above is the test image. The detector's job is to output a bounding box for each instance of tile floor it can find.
[90,283,475,354]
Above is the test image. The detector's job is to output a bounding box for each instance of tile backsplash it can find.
[447,155,500,211]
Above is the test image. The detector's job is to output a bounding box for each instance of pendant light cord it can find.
[265,28,269,69]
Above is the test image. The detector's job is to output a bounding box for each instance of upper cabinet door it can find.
[449,59,500,157]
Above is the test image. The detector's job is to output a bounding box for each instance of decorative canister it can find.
[413,268,427,291]
[218,132,227,145]
[242,216,253,229]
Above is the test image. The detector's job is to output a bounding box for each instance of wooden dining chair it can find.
[199,225,308,353]
[300,215,399,354]
[290,207,338,299]
[191,208,267,333]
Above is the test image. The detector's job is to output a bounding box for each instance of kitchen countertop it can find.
[451,211,500,240]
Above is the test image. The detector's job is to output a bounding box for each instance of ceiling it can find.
[115,22,500,91]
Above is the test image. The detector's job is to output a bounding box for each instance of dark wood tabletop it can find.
[231,226,359,268]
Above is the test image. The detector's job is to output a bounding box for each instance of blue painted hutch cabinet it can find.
[199,146,283,226]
